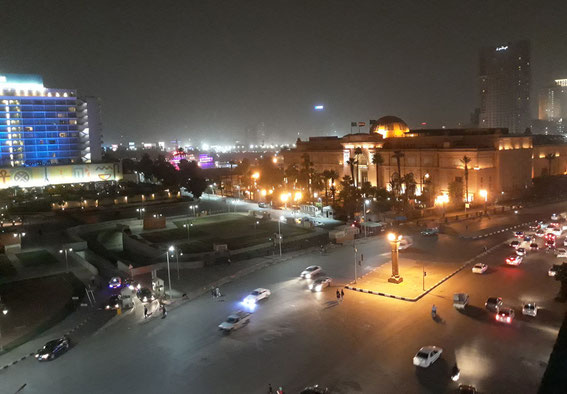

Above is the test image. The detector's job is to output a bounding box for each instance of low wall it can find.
[130,260,204,276]
[122,233,163,259]
[69,251,98,276]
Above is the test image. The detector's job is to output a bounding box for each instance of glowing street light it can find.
[165,246,174,298]
[387,233,403,284]
[479,189,488,212]
[59,247,73,272]
[294,191,302,202]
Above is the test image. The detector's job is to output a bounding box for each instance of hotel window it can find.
[24,127,33,131]
[69,119,77,125]
[59,133,67,138]
[57,113,65,118]
[68,107,76,112]
[48,140,56,144]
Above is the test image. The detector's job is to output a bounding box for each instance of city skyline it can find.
[2,1,566,144]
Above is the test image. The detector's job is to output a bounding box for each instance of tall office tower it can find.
[0,73,102,166]
[479,40,531,133]
[539,79,567,129]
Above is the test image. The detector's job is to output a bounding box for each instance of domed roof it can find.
[370,116,410,138]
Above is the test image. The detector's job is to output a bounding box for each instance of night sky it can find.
[3,0,566,144]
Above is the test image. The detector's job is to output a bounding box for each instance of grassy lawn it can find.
[0,254,17,277]
[16,250,59,268]
[141,213,312,253]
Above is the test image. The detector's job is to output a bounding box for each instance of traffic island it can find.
[346,258,463,301]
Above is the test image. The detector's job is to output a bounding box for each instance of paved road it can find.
[0,215,565,393]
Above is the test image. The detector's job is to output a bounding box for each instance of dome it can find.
[370,116,410,138]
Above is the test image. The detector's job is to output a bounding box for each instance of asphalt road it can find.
[1,214,565,393]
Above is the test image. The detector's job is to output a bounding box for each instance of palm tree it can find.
[460,155,472,205]
[321,170,332,205]
[401,173,417,200]
[354,147,363,186]
[372,152,384,188]
[300,153,315,198]
[392,151,405,181]
[545,153,556,176]
[284,164,299,187]
[347,158,357,185]
[328,169,339,204]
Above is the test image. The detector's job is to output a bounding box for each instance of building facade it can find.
[0,73,102,167]
[479,40,531,134]
[283,116,567,205]
[538,79,567,134]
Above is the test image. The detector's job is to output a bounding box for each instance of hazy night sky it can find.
[2,0,567,144]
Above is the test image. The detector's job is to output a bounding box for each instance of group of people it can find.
[211,287,222,298]
[336,289,345,302]
[143,303,167,319]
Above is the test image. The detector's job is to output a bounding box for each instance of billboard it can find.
[0,163,122,189]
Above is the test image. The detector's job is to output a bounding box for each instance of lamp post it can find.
[13,232,25,248]
[387,232,403,284]
[190,204,198,217]
[176,250,182,280]
[59,247,73,272]
[0,299,8,352]
[183,222,193,242]
[278,216,284,256]
[280,193,289,210]
[136,207,145,220]
[479,189,488,213]
[166,246,174,299]
[363,199,370,238]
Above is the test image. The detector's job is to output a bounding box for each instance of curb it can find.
[344,237,510,302]
[460,220,534,240]
[0,314,92,371]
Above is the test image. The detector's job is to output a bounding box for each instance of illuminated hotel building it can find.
[0,73,102,167]
[538,79,567,134]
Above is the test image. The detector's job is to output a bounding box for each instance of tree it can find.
[372,152,384,188]
[460,155,472,205]
[402,172,417,200]
[346,158,357,185]
[284,163,299,187]
[392,150,405,181]
[448,179,464,206]
[354,147,363,186]
[545,153,556,176]
[136,153,154,181]
[321,170,332,205]
[299,153,315,198]
[327,169,339,204]
[389,172,402,198]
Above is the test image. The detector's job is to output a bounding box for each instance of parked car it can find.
[421,228,439,236]
[35,336,70,361]
[485,297,503,312]
[104,295,121,310]
[136,287,155,303]
[472,263,488,274]
[413,346,443,367]
[108,276,122,289]
[522,303,537,317]
[495,307,515,324]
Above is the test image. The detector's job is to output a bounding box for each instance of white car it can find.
[218,311,251,332]
[522,303,537,317]
[300,265,322,279]
[308,277,332,291]
[413,346,443,368]
[472,263,488,274]
[551,213,559,221]
[506,255,523,265]
[516,247,527,256]
[242,288,271,306]
[556,249,567,258]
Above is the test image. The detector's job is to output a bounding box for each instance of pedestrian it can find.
[216,287,221,297]
[336,289,341,303]
[144,305,148,319]
[211,287,215,298]
[483,245,488,253]
[268,383,273,394]
[162,305,167,318]
[341,289,344,301]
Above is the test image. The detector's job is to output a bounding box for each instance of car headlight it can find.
[308,284,314,290]
[306,274,311,279]
[142,297,148,302]
[41,354,49,359]
[105,305,110,310]
[315,285,322,291]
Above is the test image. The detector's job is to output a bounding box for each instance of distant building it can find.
[283,115,567,203]
[245,122,267,147]
[0,73,103,166]
[77,96,103,162]
[479,40,531,134]
[538,79,567,134]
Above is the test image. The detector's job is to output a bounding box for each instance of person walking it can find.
[268,383,273,394]
[162,304,167,318]
[144,305,148,319]
[211,287,215,298]
[340,289,345,301]
[336,289,341,303]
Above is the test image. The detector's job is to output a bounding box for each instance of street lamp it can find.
[363,199,371,237]
[183,222,193,242]
[277,216,285,256]
[387,232,403,284]
[165,246,174,299]
[280,193,289,209]
[190,204,198,217]
[136,207,145,220]
[13,232,25,247]
[59,247,73,272]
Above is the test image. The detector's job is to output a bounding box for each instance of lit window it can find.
[59,133,67,138]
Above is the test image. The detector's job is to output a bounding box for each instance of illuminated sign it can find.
[314,105,324,111]
[198,154,215,169]
[0,163,121,189]
[496,46,508,51]
[0,73,44,89]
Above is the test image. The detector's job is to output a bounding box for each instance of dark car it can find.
[300,385,328,394]
[35,336,70,361]
[485,297,503,313]
[530,243,539,250]
[458,385,478,393]
[105,295,121,310]
[509,240,520,248]
[137,288,155,303]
